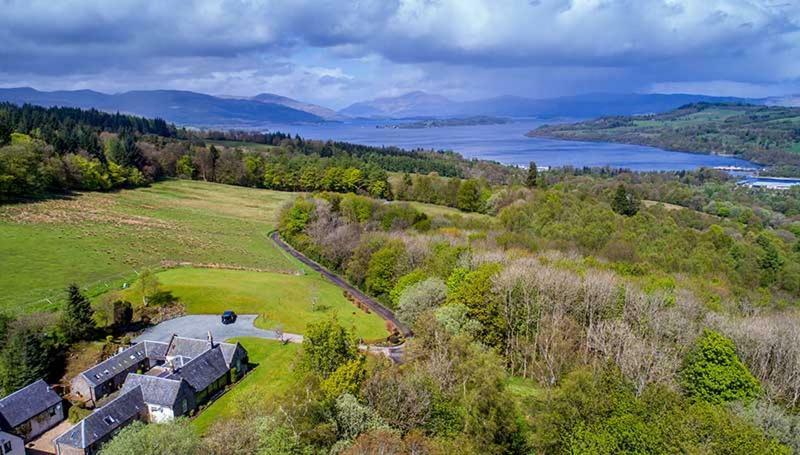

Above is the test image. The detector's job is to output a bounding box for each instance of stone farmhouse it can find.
[55,334,248,455]
[0,379,65,455]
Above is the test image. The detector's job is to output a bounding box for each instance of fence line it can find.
[3,261,163,312]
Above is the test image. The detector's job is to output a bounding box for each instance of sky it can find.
[1,0,799,108]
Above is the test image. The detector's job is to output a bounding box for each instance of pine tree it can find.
[60,284,96,342]
[0,328,52,394]
[611,184,639,216]
[526,161,538,188]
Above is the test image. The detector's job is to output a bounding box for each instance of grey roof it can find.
[121,374,183,407]
[55,387,145,449]
[167,336,239,367]
[218,342,242,367]
[169,347,229,392]
[166,336,212,359]
[142,340,168,361]
[0,379,61,429]
[80,341,167,386]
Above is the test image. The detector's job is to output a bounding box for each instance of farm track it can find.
[270,231,410,363]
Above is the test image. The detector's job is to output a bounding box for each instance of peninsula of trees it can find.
[529,102,800,176]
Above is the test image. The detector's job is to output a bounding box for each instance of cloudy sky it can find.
[1,0,799,108]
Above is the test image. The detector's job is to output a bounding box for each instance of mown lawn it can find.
[0,180,297,312]
[192,337,300,434]
[115,267,389,340]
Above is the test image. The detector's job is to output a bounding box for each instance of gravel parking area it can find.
[133,315,302,343]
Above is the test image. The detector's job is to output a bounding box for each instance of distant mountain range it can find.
[2,86,797,128]
[339,91,765,119]
[0,87,326,126]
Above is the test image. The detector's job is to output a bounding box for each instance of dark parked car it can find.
[221,310,237,324]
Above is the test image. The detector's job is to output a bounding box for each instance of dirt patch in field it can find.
[0,194,175,229]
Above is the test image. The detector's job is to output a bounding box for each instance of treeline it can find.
[276,192,800,453]
[1,103,175,153]
[1,103,521,202]
[394,172,492,212]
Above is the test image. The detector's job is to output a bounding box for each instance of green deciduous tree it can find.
[679,329,760,404]
[301,317,359,378]
[456,179,484,212]
[446,263,504,347]
[98,419,204,455]
[279,197,316,238]
[321,358,367,400]
[364,241,407,300]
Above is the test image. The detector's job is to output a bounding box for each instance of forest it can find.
[0,102,518,204]
[254,176,800,453]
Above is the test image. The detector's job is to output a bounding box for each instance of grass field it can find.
[115,267,388,339]
[0,180,297,312]
[192,337,300,434]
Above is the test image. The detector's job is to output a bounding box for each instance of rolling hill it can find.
[339,91,759,119]
[528,102,800,172]
[249,92,345,121]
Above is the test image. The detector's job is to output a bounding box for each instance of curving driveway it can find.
[133,315,303,344]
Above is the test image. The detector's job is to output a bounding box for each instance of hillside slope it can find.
[340,91,757,119]
[529,103,800,173]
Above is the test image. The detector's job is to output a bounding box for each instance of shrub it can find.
[68,405,92,423]
[679,329,760,404]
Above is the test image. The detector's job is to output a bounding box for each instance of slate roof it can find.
[55,387,145,449]
[0,379,61,429]
[142,340,168,361]
[167,336,240,367]
[80,341,167,386]
[121,374,183,407]
[168,346,229,392]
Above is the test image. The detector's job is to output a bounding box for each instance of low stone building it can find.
[56,335,249,455]
[70,340,168,405]
[119,374,195,423]
[0,378,65,455]
[54,387,146,455]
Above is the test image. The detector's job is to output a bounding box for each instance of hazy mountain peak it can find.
[249,92,345,121]
[0,87,325,126]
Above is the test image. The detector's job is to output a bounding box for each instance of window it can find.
[3,439,11,453]
[103,416,116,425]
[49,405,58,417]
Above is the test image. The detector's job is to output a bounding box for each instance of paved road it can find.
[270,231,412,338]
[133,315,403,362]
[133,315,303,344]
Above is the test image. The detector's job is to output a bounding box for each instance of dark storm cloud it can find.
[1,0,799,103]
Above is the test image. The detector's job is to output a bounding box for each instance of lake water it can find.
[265,118,759,172]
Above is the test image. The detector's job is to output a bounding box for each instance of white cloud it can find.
[1,0,799,104]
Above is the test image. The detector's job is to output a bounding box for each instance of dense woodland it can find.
[0,103,518,205]
[261,179,800,453]
[530,103,800,175]
[3,103,800,453]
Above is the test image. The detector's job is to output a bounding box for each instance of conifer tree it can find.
[611,184,639,216]
[526,161,538,188]
[60,284,96,342]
